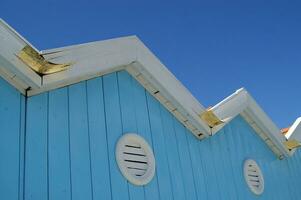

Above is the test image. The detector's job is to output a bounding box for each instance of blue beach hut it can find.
[1,19,301,200]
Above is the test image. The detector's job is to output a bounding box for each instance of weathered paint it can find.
[1,70,301,200]
[0,77,25,200]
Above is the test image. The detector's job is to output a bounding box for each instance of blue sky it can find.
[1,0,300,128]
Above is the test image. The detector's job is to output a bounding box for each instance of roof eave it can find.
[1,19,299,157]
[0,19,42,94]
[0,22,211,139]
[210,88,291,158]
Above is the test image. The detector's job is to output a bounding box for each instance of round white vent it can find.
[243,159,264,195]
[116,133,156,186]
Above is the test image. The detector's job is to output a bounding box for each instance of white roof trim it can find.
[1,19,300,158]
[0,19,41,94]
[209,88,299,157]
[0,19,210,139]
[285,118,301,140]
[38,36,210,138]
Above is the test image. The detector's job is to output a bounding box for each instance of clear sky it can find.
[2,0,300,128]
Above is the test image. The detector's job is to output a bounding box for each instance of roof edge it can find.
[1,19,299,159]
[285,118,301,140]
[208,88,296,158]
[0,20,210,139]
[0,19,42,93]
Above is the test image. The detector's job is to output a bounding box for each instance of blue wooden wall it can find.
[2,70,301,200]
[0,77,25,200]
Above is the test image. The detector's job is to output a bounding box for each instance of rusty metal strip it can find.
[17,45,70,75]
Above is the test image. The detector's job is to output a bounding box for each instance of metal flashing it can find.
[200,110,224,128]
[0,19,42,92]
[284,140,301,151]
[18,45,70,75]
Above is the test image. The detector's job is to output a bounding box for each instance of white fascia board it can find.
[0,63,28,95]
[211,88,249,120]
[2,20,297,156]
[210,88,291,157]
[0,19,42,92]
[285,117,301,140]
[29,36,138,95]
[245,93,290,157]
[283,118,301,155]
[27,36,210,136]
[133,39,210,135]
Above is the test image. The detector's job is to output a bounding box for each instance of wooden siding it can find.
[2,70,301,200]
[0,77,25,200]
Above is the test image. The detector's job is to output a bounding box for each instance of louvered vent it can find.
[116,133,156,186]
[243,159,264,195]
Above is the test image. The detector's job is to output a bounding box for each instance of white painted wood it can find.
[116,133,155,186]
[211,88,248,120]
[285,117,301,140]
[209,88,291,157]
[127,62,210,137]
[29,36,210,137]
[245,94,290,157]
[0,65,26,95]
[132,40,210,135]
[28,37,137,95]
[1,19,299,158]
[0,19,42,90]
[244,159,264,195]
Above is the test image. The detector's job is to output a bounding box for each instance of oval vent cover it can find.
[243,159,264,195]
[116,133,156,186]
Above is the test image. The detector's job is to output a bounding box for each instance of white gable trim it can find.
[285,118,301,140]
[0,19,210,139]
[209,88,293,157]
[1,19,300,158]
[37,36,210,138]
[0,19,41,94]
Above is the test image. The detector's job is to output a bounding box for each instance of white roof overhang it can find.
[1,19,300,159]
[209,89,293,158]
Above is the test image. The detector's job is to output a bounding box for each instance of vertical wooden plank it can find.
[223,123,245,199]
[292,155,301,200]
[117,71,145,200]
[226,119,248,199]
[25,93,48,200]
[48,88,71,200]
[185,129,207,200]
[68,82,92,200]
[286,156,298,199]
[19,94,25,200]
[209,131,231,200]
[131,77,160,200]
[214,128,238,200]
[269,161,284,200]
[286,159,298,200]
[159,106,186,200]
[294,149,301,197]
[103,73,129,200]
[0,78,21,200]
[86,77,111,199]
[281,160,294,199]
[173,119,198,200]
[197,137,221,200]
[146,93,173,200]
